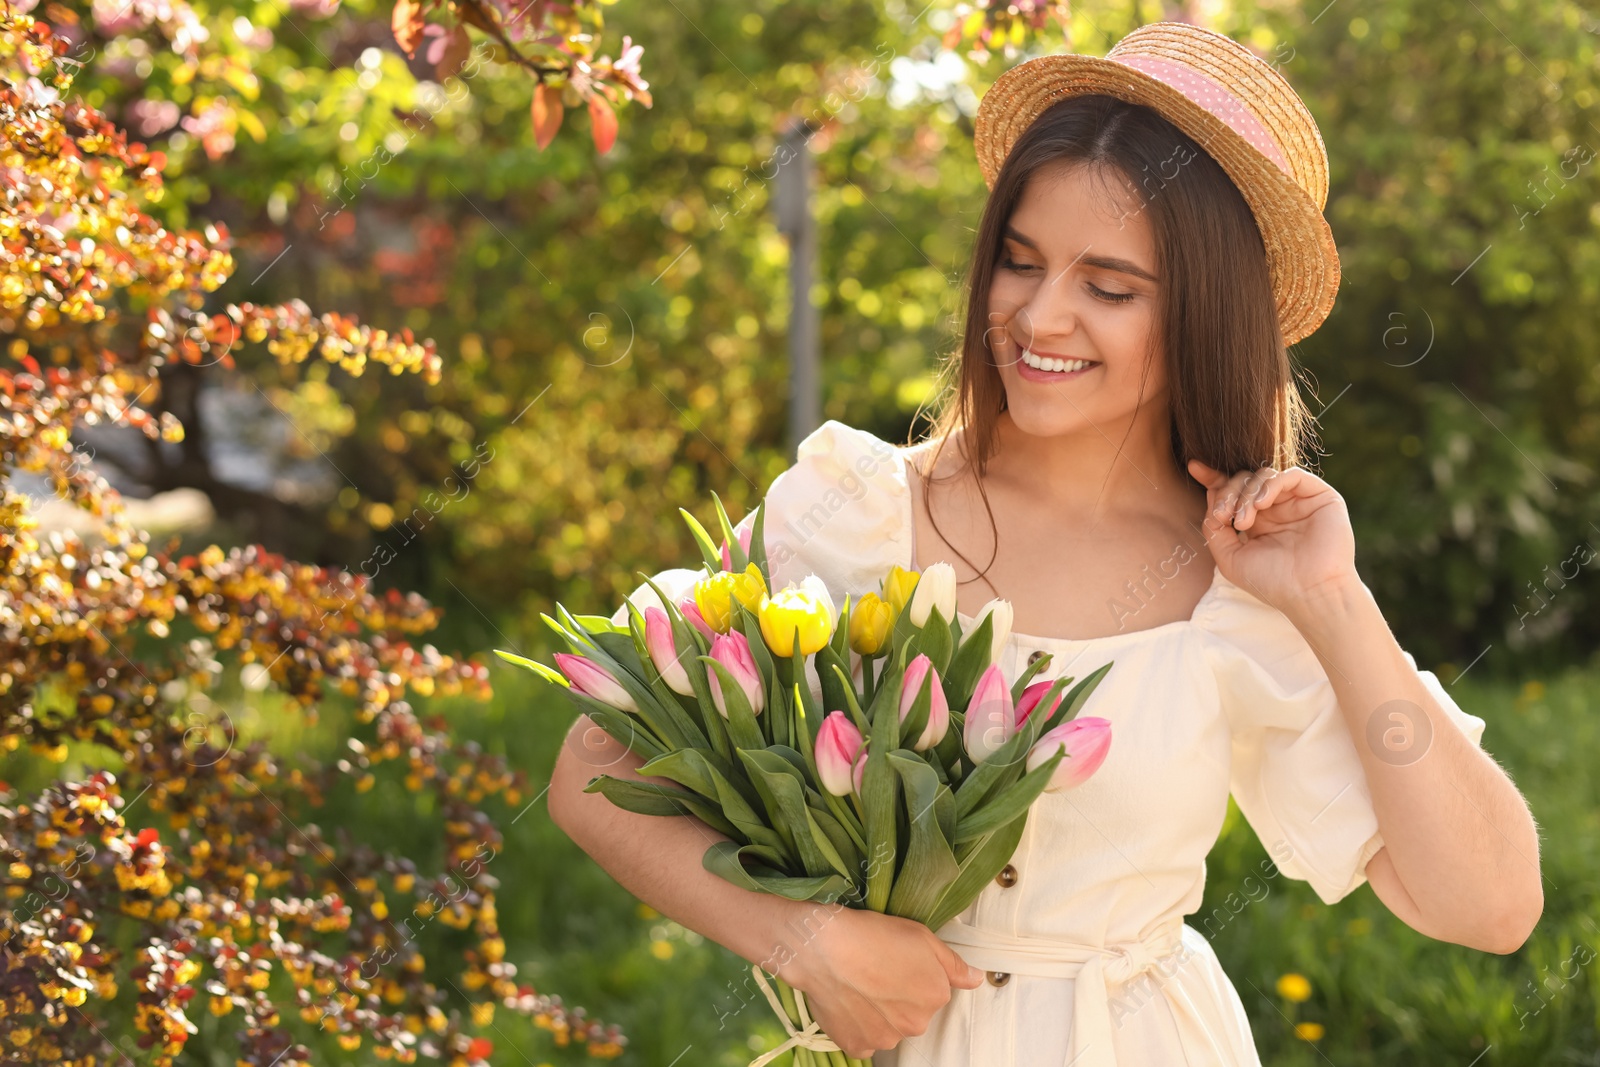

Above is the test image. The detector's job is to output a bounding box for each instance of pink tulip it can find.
[898,654,950,751]
[720,524,755,572]
[553,653,639,713]
[707,629,764,717]
[1026,717,1113,793]
[962,664,1017,765]
[1016,679,1066,729]
[852,751,867,796]
[677,596,716,641]
[816,711,864,797]
[644,607,695,696]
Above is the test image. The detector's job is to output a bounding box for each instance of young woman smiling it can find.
[549,22,1542,1067]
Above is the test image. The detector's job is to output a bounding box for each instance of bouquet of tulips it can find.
[498,495,1114,1067]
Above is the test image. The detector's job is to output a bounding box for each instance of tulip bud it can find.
[758,576,837,658]
[707,630,764,717]
[848,592,894,656]
[644,607,695,696]
[907,561,957,628]
[1026,717,1113,793]
[730,561,769,612]
[970,598,1013,666]
[962,663,1017,764]
[852,751,867,796]
[677,596,716,641]
[553,653,639,713]
[1015,679,1065,728]
[898,654,950,751]
[881,565,919,617]
[694,572,737,634]
[816,711,864,797]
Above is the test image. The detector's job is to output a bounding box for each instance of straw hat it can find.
[973,21,1340,345]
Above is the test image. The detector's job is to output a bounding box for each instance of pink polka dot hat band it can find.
[973,21,1342,346]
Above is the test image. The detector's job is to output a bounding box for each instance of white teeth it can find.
[1021,348,1095,374]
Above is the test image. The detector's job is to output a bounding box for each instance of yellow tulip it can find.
[693,571,738,633]
[730,561,768,611]
[759,582,835,657]
[848,592,894,655]
[695,563,768,634]
[881,565,919,617]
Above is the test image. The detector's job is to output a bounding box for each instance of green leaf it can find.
[925,811,1030,931]
[808,793,866,872]
[829,661,872,738]
[951,749,1065,846]
[941,611,995,707]
[581,774,741,837]
[738,748,837,879]
[1009,649,1054,703]
[702,657,766,752]
[493,648,567,687]
[885,751,961,924]
[915,604,954,675]
[711,492,745,569]
[678,506,725,575]
[1038,663,1114,733]
[555,690,666,761]
[862,642,908,910]
[703,841,853,903]
[747,500,771,589]
[636,747,751,806]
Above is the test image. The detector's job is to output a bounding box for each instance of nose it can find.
[1010,279,1080,353]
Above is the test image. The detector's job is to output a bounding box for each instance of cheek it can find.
[986,274,1036,314]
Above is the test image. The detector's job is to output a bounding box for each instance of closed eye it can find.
[997,259,1137,304]
[1087,283,1136,304]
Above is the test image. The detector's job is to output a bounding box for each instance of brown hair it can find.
[906,94,1322,596]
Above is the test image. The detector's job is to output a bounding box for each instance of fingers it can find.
[1200,464,1284,534]
[1233,467,1279,530]
[931,937,985,988]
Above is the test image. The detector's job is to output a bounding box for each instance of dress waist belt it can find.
[935,915,1231,1067]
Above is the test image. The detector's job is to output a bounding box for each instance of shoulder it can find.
[748,419,912,597]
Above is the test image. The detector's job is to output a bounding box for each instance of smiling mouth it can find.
[1020,347,1099,374]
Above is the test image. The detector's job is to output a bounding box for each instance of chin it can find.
[1002,393,1097,438]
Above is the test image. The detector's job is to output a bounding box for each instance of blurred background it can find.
[4,0,1598,1062]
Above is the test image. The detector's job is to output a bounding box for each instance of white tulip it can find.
[971,598,1013,665]
[908,561,958,628]
[799,573,837,623]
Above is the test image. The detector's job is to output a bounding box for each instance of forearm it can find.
[1286,578,1543,947]
[548,717,826,984]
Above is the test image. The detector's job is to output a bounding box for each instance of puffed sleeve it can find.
[1200,575,1489,906]
[608,419,912,626]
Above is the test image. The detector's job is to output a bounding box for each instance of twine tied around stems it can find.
[745,963,845,1067]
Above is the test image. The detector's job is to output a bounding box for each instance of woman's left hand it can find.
[1186,459,1361,616]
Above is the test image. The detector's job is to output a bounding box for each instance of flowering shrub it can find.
[0,10,624,1065]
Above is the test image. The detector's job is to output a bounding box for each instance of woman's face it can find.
[985,163,1164,439]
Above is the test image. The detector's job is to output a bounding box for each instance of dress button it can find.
[1027,649,1047,665]
[986,971,1011,986]
[995,863,1018,888]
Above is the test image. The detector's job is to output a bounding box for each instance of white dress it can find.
[611,419,1489,1067]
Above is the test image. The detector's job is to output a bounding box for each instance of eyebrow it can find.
[1002,226,1159,283]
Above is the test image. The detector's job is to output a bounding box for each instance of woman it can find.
[549,22,1543,1066]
